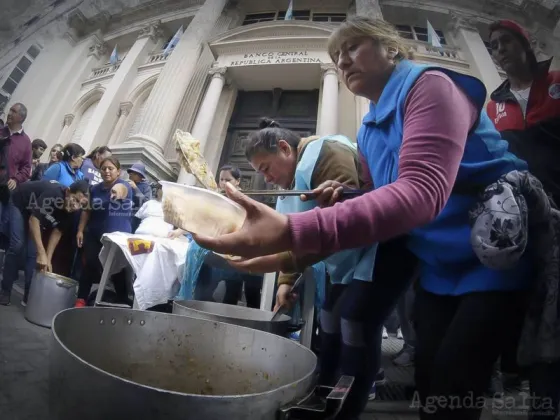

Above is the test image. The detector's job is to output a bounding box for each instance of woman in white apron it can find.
[244,117,389,412]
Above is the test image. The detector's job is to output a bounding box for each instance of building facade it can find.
[0,0,558,188]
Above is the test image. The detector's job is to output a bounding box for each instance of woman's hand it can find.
[301,180,344,207]
[110,184,128,200]
[274,284,298,312]
[168,229,186,239]
[228,253,296,274]
[191,183,292,259]
[76,231,84,248]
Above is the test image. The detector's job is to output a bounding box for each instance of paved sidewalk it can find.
[0,289,50,420]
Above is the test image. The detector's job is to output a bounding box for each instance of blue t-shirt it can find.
[88,179,133,240]
[81,158,103,186]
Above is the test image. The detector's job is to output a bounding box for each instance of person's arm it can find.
[42,163,62,182]
[28,215,47,257]
[46,228,63,262]
[14,139,32,184]
[288,71,477,256]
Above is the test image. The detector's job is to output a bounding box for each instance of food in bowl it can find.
[160,182,246,238]
[174,130,218,191]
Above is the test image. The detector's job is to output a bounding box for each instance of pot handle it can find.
[277,375,354,420]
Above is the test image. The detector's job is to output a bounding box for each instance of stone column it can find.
[108,102,133,145]
[79,21,162,152]
[449,13,502,96]
[56,114,75,145]
[126,0,229,155]
[318,64,339,137]
[177,66,227,184]
[41,33,105,146]
[354,0,383,19]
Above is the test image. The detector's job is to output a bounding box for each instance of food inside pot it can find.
[116,355,274,396]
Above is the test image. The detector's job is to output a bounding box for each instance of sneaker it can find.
[21,299,27,307]
[382,326,389,339]
[397,328,403,340]
[368,383,377,400]
[74,299,87,308]
[393,348,415,367]
[374,368,387,386]
[0,290,10,306]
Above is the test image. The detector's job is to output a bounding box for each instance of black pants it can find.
[529,362,560,419]
[318,238,417,419]
[414,288,528,419]
[223,275,262,308]
[78,235,127,302]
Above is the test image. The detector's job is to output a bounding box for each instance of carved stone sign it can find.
[228,51,324,67]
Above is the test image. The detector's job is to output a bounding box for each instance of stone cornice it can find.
[63,114,75,127]
[137,20,164,41]
[320,63,337,77]
[448,11,479,36]
[209,66,227,79]
[118,102,134,117]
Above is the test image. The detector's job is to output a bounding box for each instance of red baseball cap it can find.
[489,20,531,45]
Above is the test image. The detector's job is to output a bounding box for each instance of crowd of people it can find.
[0,103,155,307]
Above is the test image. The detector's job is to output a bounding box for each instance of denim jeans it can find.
[0,202,37,297]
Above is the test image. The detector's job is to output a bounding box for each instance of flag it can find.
[285,0,294,20]
[109,45,119,65]
[163,26,183,57]
[427,20,442,49]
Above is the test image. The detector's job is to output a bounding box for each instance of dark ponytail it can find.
[244,117,301,160]
[59,143,85,162]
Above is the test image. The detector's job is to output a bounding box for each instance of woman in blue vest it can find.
[42,143,85,186]
[244,117,387,405]
[42,143,86,277]
[193,17,532,419]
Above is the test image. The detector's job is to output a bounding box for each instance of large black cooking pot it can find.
[50,308,352,420]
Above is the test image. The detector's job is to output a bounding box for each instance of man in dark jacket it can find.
[486,20,560,203]
[486,19,560,418]
[0,103,32,231]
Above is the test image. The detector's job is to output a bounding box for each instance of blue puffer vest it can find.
[358,60,531,295]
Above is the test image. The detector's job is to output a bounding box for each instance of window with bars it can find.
[312,13,346,23]
[0,45,41,97]
[242,12,277,25]
[395,25,447,45]
[277,10,311,20]
[242,11,346,25]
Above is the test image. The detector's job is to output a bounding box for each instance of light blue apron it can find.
[276,135,377,284]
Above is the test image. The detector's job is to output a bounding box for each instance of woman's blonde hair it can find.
[327,16,414,63]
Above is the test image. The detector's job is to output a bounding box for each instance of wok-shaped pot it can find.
[173,300,292,336]
[50,308,317,420]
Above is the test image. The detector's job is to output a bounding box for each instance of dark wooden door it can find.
[219,89,319,206]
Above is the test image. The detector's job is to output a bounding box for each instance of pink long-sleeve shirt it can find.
[288,71,479,255]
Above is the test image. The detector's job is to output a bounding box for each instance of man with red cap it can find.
[487,20,560,419]
[487,20,560,204]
